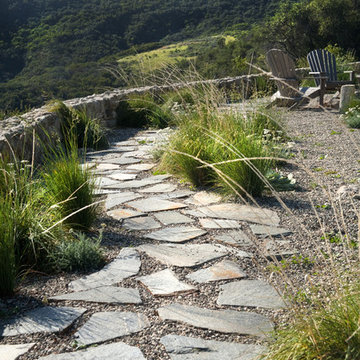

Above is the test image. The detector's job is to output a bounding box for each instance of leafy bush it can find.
[263,285,360,360]
[116,93,173,128]
[53,101,109,150]
[50,232,105,272]
[344,100,360,129]
[42,142,99,230]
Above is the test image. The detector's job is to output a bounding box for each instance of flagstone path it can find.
[0,128,294,359]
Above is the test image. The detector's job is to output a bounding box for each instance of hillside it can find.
[0,0,282,114]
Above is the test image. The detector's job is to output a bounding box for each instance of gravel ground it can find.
[1,107,359,359]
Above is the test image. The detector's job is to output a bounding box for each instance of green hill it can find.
[0,0,282,114]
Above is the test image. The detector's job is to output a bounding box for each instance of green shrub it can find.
[42,142,98,230]
[344,102,360,129]
[263,285,360,360]
[53,101,108,150]
[116,93,174,128]
[50,232,105,272]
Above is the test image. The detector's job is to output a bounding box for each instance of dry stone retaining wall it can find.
[0,74,263,162]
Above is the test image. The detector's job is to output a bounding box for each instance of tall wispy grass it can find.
[42,138,99,230]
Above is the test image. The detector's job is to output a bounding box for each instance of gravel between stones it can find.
[1,110,359,359]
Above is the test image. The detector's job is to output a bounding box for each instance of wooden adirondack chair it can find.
[307,49,355,106]
[266,49,300,99]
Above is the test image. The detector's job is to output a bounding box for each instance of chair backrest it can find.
[266,49,299,97]
[307,49,338,86]
[266,49,297,79]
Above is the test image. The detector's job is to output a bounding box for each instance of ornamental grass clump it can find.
[53,101,109,150]
[42,140,99,230]
[263,284,360,360]
[161,105,283,197]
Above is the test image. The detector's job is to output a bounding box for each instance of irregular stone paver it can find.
[113,175,171,189]
[154,211,194,225]
[157,190,195,200]
[144,227,207,243]
[138,243,228,267]
[126,163,156,171]
[158,304,273,337]
[217,280,286,309]
[105,192,142,210]
[214,230,252,247]
[123,216,161,231]
[109,172,138,181]
[50,286,142,305]
[199,218,241,229]
[89,163,121,172]
[160,335,265,360]
[138,269,196,296]
[107,208,145,220]
[0,343,36,360]
[250,224,291,238]
[184,204,280,226]
[139,183,177,193]
[96,177,121,188]
[94,189,120,196]
[68,248,140,291]
[186,260,247,283]
[0,307,86,337]
[74,312,150,346]
[110,146,137,152]
[186,191,222,206]
[127,197,187,212]
[101,157,141,165]
[39,342,146,360]
[263,240,295,260]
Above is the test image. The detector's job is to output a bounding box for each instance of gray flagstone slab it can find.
[186,260,247,283]
[108,172,138,181]
[138,269,196,296]
[160,335,265,360]
[123,216,161,231]
[144,227,207,243]
[185,191,222,206]
[87,163,121,172]
[157,190,195,200]
[263,240,296,260]
[74,311,150,346]
[100,157,141,165]
[199,218,241,229]
[95,177,121,188]
[68,248,140,291]
[250,224,291,238]
[126,163,156,171]
[139,183,177,193]
[214,230,252,247]
[39,342,146,360]
[217,280,286,309]
[0,306,86,337]
[157,303,273,337]
[127,197,187,212]
[107,208,145,220]
[112,175,171,190]
[183,204,280,226]
[0,343,36,360]
[50,286,142,305]
[137,243,228,267]
[154,211,194,225]
[94,189,121,196]
[105,192,142,210]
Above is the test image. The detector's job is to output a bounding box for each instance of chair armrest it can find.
[309,72,328,79]
[344,70,355,81]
